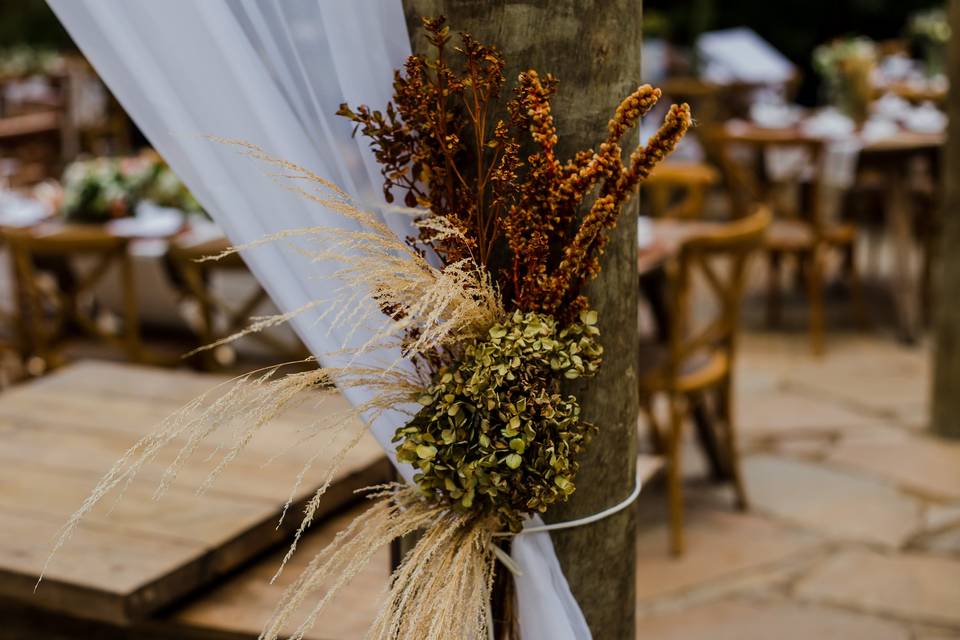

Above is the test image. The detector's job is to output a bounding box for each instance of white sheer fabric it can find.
[47,2,589,638]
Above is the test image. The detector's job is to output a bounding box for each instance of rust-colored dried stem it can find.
[339,15,691,323]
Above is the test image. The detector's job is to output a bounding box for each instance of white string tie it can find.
[490,459,647,576]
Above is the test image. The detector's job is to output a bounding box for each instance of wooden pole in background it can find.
[401,2,642,636]
[932,0,960,439]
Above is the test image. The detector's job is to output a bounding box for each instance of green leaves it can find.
[416,445,438,460]
[392,310,602,532]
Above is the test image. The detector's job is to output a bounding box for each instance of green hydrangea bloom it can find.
[393,309,602,532]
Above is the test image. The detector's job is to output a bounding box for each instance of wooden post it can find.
[932,0,960,439]
[402,2,641,636]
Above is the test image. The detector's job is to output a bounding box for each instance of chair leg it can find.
[718,377,749,511]
[690,393,727,482]
[766,251,782,328]
[119,253,143,363]
[804,248,825,356]
[640,394,664,454]
[667,394,685,556]
[11,248,51,369]
[845,243,869,330]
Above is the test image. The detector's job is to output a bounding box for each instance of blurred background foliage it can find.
[0,0,73,50]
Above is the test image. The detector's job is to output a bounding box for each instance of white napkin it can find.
[0,190,49,228]
[861,117,900,144]
[904,102,947,134]
[801,108,856,139]
[750,102,803,129]
[872,93,912,122]
[106,201,184,238]
[875,54,917,84]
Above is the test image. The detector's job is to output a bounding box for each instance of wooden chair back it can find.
[642,162,720,219]
[2,225,139,369]
[663,207,770,386]
[167,236,307,369]
[700,126,829,236]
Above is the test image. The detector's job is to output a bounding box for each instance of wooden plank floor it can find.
[0,503,388,640]
[168,503,388,640]
[0,360,390,625]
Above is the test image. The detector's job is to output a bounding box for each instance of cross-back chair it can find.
[3,224,141,372]
[167,235,308,370]
[702,126,866,354]
[642,161,720,219]
[638,207,770,555]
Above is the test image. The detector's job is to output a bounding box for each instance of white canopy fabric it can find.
[697,27,796,85]
[46,2,590,638]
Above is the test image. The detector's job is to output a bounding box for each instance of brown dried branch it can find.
[339,15,691,324]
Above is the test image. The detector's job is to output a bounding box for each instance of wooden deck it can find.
[169,503,387,640]
[0,503,388,640]
[0,361,390,624]
[0,360,666,639]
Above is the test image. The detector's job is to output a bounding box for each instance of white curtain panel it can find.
[46,1,590,638]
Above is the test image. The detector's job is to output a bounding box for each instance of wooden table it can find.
[718,120,945,342]
[874,81,948,106]
[0,360,390,625]
[0,111,60,139]
[859,133,943,342]
[1,217,191,367]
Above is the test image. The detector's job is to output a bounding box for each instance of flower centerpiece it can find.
[61,149,202,222]
[51,17,690,640]
[813,37,877,124]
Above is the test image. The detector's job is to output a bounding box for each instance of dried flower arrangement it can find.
[338,17,690,321]
[50,16,690,640]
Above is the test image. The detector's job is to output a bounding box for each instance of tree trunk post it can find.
[402,2,642,636]
[932,0,960,439]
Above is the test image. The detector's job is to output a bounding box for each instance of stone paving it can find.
[634,331,960,639]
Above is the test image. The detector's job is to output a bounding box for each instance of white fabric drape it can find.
[47,2,589,638]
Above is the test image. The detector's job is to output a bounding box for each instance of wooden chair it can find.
[0,305,23,387]
[638,207,770,555]
[3,224,142,372]
[642,161,720,219]
[167,235,307,370]
[704,127,866,354]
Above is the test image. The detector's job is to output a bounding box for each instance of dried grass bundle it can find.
[198,139,502,363]
[262,485,496,640]
[44,142,504,593]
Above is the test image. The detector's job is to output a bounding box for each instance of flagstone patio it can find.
[634,331,960,639]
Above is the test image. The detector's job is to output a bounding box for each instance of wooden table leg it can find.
[888,170,921,343]
[119,251,143,363]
